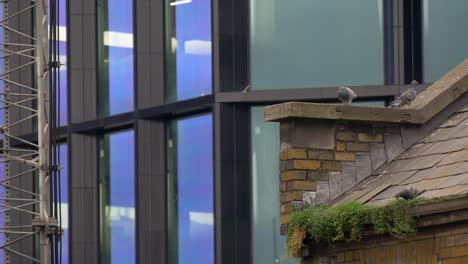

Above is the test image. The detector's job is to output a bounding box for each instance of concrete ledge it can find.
[265,59,468,124]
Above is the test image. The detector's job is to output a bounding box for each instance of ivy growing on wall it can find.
[286,199,418,258]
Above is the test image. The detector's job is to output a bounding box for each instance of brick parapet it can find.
[279,120,405,234]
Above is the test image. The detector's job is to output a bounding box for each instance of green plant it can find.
[286,199,417,258]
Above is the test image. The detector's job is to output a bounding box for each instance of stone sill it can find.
[265,58,468,124]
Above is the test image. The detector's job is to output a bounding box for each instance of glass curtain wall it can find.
[99,130,136,264]
[97,0,134,116]
[56,0,67,125]
[422,0,468,82]
[167,114,214,264]
[250,0,384,90]
[59,144,69,263]
[165,0,212,102]
[251,107,298,264]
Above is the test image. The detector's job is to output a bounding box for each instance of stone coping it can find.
[265,59,468,124]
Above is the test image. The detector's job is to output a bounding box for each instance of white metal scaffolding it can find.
[0,0,61,263]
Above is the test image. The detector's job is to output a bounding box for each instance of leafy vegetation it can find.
[286,199,417,257]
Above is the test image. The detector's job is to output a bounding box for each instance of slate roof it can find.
[336,103,468,206]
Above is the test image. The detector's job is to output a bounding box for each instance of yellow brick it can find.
[287,180,316,191]
[280,182,287,192]
[282,149,307,160]
[280,151,288,161]
[293,160,321,170]
[292,149,308,159]
[280,204,293,214]
[280,171,307,181]
[358,133,384,143]
[280,214,289,225]
[346,142,370,152]
[321,161,342,171]
[308,149,334,160]
[280,191,303,202]
[452,245,468,258]
[336,142,346,151]
[335,152,356,161]
[336,131,357,141]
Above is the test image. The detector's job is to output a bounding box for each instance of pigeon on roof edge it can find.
[337,86,357,104]
[389,88,418,108]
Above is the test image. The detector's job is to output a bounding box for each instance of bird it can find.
[388,88,418,108]
[395,187,420,200]
[242,85,251,93]
[410,80,419,85]
[337,86,357,104]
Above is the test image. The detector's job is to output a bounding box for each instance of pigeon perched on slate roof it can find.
[395,187,420,200]
[337,86,357,104]
[388,88,418,108]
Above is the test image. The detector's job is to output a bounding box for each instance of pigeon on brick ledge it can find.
[337,86,357,104]
[388,88,418,108]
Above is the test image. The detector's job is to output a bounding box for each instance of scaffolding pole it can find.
[0,0,62,263]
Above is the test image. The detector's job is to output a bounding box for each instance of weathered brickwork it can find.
[302,221,468,264]
[279,120,404,234]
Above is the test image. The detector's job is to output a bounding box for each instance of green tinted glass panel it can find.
[250,0,384,90]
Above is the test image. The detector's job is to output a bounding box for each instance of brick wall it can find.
[279,119,406,234]
[302,221,468,264]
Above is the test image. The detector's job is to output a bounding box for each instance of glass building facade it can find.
[422,0,468,82]
[97,0,134,116]
[250,0,384,89]
[165,0,212,102]
[3,0,468,263]
[99,130,136,264]
[167,114,214,264]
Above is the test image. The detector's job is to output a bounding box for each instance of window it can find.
[422,0,468,82]
[251,107,298,264]
[250,0,384,89]
[167,114,214,264]
[165,0,212,102]
[59,144,69,264]
[98,0,134,116]
[56,0,67,125]
[99,130,135,263]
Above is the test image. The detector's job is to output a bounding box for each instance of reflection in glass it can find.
[165,0,212,102]
[167,114,214,264]
[250,0,384,89]
[423,0,468,82]
[251,107,298,264]
[59,144,69,264]
[57,0,67,125]
[98,0,134,116]
[99,130,135,264]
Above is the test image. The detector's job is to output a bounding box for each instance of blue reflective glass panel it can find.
[423,0,468,82]
[59,144,69,264]
[100,130,135,264]
[48,0,68,125]
[168,114,214,264]
[98,0,134,116]
[58,0,67,125]
[166,0,212,102]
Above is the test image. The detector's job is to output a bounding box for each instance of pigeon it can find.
[337,86,357,104]
[388,88,418,108]
[395,187,420,200]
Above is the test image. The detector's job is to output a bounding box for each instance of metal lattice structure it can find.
[0,0,62,263]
